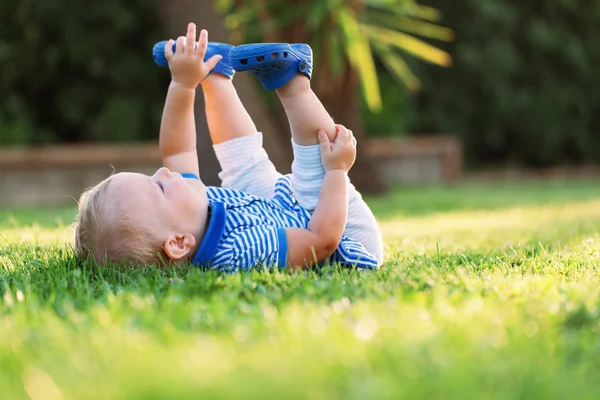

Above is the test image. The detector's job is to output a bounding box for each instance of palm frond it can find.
[365,0,443,22]
[306,0,330,30]
[372,42,421,92]
[326,29,345,76]
[214,0,454,111]
[338,8,382,110]
[365,10,454,42]
[362,24,452,67]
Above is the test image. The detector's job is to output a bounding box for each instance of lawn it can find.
[2,180,600,399]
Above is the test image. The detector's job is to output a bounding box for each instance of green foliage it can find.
[361,69,411,136]
[0,0,169,146]
[215,0,452,111]
[3,180,600,397]
[399,0,600,167]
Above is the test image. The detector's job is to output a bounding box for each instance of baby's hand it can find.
[164,23,222,89]
[318,124,357,173]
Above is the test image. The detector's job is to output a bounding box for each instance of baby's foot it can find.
[230,43,312,90]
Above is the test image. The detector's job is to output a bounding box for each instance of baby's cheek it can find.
[169,181,186,198]
[177,185,197,211]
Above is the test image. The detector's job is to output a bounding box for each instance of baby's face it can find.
[106,167,208,240]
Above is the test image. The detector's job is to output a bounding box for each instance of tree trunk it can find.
[156,0,292,185]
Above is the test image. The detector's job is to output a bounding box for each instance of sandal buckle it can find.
[299,60,308,72]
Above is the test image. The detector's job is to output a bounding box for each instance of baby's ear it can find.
[163,232,196,261]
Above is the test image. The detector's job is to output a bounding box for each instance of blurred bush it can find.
[4,0,600,171]
[392,0,600,167]
[0,0,168,146]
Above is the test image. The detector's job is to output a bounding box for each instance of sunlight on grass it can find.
[2,181,600,399]
[381,199,600,255]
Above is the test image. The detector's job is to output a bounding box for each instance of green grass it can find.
[2,180,600,399]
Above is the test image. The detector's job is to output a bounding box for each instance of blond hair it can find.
[74,175,166,266]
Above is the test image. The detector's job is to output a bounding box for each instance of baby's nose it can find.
[155,167,172,178]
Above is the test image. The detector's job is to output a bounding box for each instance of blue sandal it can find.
[230,43,312,90]
[152,41,235,79]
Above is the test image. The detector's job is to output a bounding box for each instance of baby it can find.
[74,23,384,272]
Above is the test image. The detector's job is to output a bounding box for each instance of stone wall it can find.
[0,136,462,207]
[367,136,462,184]
[0,144,162,207]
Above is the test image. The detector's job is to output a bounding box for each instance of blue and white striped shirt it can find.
[187,174,379,273]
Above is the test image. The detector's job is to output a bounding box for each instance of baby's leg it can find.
[202,74,281,198]
[343,188,385,265]
[276,76,337,145]
[275,77,384,263]
[275,76,334,209]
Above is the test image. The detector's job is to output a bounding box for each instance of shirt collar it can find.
[191,201,227,267]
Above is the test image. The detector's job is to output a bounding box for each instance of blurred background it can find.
[1,0,600,206]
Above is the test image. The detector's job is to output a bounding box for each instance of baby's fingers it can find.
[164,39,175,61]
[334,125,349,143]
[204,54,222,72]
[195,29,208,59]
[185,23,196,55]
[346,129,356,145]
[318,131,332,154]
[176,36,186,55]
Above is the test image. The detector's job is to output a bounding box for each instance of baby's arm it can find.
[285,126,357,268]
[160,81,198,175]
[159,23,221,176]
